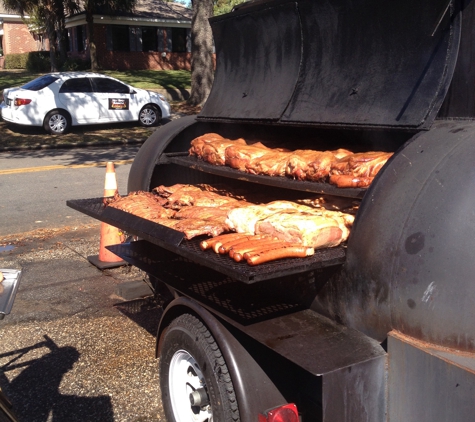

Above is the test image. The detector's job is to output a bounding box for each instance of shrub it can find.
[26,52,51,72]
[61,57,91,71]
[4,53,28,69]
[4,51,52,72]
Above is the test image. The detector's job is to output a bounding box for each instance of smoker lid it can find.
[200,0,460,130]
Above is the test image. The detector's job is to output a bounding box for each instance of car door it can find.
[57,78,108,124]
[90,78,135,122]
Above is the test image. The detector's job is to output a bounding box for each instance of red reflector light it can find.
[14,98,32,106]
[258,403,299,422]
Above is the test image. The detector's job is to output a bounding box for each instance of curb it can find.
[0,113,190,152]
[0,138,145,152]
[151,88,191,102]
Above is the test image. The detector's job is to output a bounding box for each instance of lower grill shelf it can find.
[67,197,346,284]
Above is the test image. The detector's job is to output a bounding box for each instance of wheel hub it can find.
[49,115,66,133]
[169,349,213,422]
[140,108,156,125]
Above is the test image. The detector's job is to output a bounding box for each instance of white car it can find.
[0,72,171,135]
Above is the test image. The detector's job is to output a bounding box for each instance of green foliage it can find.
[61,57,91,71]
[4,54,28,70]
[5,51,51,72]
[214,0,247,15]
[26,52,52,72]
[4,52,51,72]
[3,53,92,72]
[101,70,191,89]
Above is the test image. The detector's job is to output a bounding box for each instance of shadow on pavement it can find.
[0,335,113,422]
[114,296,164,337]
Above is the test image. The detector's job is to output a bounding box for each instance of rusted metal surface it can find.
[388,331,475,422]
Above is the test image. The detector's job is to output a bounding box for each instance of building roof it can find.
[0,0,192,21]
[0,3,23,17]
[132,0,192,21]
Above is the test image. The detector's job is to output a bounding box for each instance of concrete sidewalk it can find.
[0,225,165,421]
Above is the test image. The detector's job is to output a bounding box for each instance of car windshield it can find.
[21,75,59,91]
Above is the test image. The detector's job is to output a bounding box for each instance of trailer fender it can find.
[156,296,287,422]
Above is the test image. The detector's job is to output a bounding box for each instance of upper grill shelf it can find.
[162,153,367,199]
[67,197,346,284]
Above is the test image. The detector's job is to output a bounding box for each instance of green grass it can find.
[0,69,191,91]
[101,70,191,90]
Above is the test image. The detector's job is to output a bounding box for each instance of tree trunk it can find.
[59,27,68,65]
[188,0,214,107]
[86,12,98,71]
[48,24,58,72]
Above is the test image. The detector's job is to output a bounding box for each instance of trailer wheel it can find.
[160,313,240,422]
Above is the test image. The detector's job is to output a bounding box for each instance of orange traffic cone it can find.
[88,162,127,269]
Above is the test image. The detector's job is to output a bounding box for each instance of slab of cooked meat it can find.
[255,210,347,249]
[202,138,247,166]
[107,191,175,220]
[172,218,228,239]
[189,134,248,166]
[329,151,393,188]
[188,133,225,157]
[225,201,309,234]
[225,199,354,248]
[112,185,356,246]
[330,151,393,177]
[246,149,290,177]
[153,184,242,209]
[225,143,271,172]
[189,133,395,189]
[331,148,354,160]
[174,206,233,221]
[153,184,202,198]
[286,149,334,181]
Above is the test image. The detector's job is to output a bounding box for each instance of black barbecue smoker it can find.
[68,0,475,420]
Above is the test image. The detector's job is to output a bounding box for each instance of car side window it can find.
[59,78,93,93]
[91,78,130,94]
[21,75,60,91]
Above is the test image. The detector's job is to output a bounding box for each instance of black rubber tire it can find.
[139,104,161,127]
[43,110,71,135]
[160,313,240,422]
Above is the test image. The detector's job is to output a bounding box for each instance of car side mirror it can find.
[130,89,136,95]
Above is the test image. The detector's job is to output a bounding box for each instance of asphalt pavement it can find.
[0,225,166,422]
[0,117,185,420]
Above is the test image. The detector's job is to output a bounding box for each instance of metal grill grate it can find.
[68,197,346,284]
[109,241,316,323]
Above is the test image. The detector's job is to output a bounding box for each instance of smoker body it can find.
[68,0,475,420]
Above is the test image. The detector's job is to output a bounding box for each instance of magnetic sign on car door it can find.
[109,98,129,110]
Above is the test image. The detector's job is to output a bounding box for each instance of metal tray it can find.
[0,269,22,319]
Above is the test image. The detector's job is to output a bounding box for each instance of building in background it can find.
[67,0,192,70]
[0,4,47,68]
[0,0,192,70]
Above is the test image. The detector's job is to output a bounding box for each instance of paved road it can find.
[0,226,165,421]
[0,146,168,421]
[0,146,140,236]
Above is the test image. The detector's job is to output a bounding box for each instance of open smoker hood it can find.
[200,0,459,131]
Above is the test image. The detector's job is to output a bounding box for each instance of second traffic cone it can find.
[88,162,127,269]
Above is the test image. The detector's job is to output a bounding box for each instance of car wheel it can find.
[44,110,71,135]
[139,104,161,127]
[160,313,240,422]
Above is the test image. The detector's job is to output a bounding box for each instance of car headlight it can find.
[158,94,167,102]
